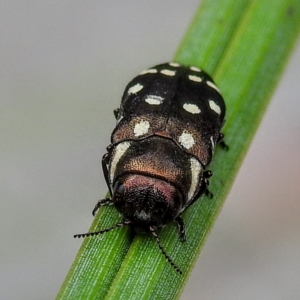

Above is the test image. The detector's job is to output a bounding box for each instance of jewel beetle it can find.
[74,62,227,274]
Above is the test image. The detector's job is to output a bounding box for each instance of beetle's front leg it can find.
[92,198,112,216]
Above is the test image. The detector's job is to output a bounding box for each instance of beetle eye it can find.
[113,181,125,195]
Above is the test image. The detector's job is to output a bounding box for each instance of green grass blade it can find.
[104,1,300,299]
[57,0,300,299]
[175,0,250,73]
[56,206,134,299]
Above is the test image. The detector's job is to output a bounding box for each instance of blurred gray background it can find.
[1,1,300,299]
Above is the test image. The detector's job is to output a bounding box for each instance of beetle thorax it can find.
[112,174,183,229]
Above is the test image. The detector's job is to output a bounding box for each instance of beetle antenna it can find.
[74,220,132,238]
[149,226,182,275]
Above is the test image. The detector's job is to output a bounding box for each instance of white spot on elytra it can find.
[183,103,201,114]
[206,81,220,93]
[145,95,164,105]
[128,83,143,95]
[188,157,202,201]
[188,75,202,82]
[210,136,215,148]
[140,68,157,75]
[161,69,176,76]
[209,100,221,115]
[190,66,201,72]
[169,62,180,67]
[134,120,150,137]
[110,141,131,184]
[178,131,195,149]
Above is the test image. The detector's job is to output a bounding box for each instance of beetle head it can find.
[112,174,183,230]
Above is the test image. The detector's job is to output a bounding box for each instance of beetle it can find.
[74,62,227,274]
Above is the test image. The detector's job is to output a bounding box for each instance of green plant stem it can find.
[57,0,300,299]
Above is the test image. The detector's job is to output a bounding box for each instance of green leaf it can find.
[57,0,300,299]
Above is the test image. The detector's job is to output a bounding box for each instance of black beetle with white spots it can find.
[74,62,227,274]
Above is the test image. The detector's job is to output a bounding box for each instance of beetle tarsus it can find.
[92,198,111,216]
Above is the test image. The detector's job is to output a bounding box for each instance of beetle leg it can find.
[203,170,213,198]
[203,170,212,178]
[175,216,186,242]
[217,132,229,150]
[96,151,114,217]
[113,108,120,119]
[102,152,112,196]
[92,198,112,216]
[204,189,213,199]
